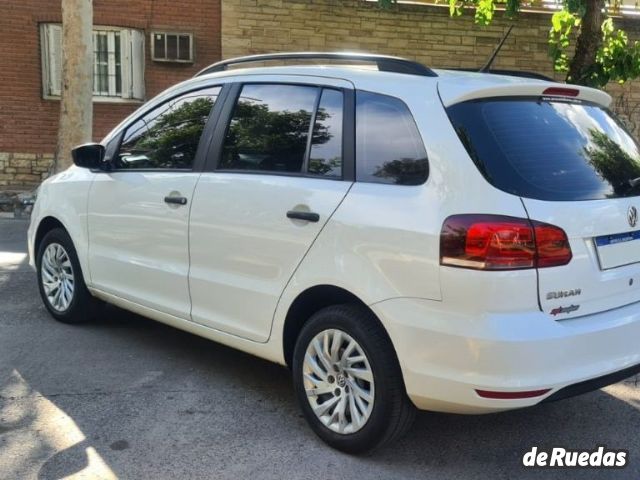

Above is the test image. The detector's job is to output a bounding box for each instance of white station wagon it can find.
[28,52,640,453]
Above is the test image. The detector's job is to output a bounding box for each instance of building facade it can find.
[220,0,640,134]
[2,0,640,187]
[0,0,221,187]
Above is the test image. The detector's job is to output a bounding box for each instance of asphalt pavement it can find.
[0,218,638,479]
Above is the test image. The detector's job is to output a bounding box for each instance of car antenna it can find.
[479,25,514,73]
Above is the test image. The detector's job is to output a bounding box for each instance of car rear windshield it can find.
[446,97,640,201]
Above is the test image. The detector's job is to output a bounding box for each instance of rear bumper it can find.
[371,298,640,414]
[541,362,640,403]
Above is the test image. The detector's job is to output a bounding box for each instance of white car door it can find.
[88,85,224,318]
[189,78,354,342]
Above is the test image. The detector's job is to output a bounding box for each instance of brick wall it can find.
[222,0,640,134]
[0,0,221,187]
[3,0,639,188]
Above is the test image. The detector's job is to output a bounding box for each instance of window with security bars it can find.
[41,24,145,101]
[93,30,122,97]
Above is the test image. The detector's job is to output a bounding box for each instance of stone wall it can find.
[0,153,52,187]
[221,0,640,132]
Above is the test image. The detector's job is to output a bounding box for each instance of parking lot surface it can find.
[0,219,638,479]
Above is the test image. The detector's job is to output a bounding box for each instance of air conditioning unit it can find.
[151,32,194,63]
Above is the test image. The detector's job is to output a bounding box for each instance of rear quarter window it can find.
[447,98,640,201]
[356,91,428,185]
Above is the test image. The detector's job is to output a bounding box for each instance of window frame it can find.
[150,31,195,63]
[40,23,145,103]
[205,81,355,182]
[104,83,229,173]
[92,29,121,98]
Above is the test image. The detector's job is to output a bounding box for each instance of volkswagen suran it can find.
[29,53,640,453]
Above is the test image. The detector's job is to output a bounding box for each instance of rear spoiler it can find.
[447,68,554,82]
[438,81,612,108]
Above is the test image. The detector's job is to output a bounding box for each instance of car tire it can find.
[36,228,98,324]
[292,304,416,453]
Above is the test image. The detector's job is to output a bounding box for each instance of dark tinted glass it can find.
[167,34,178,60]
[308,89,343,177]
[153,33,165,58]
[447,98,640,201]
[356,91,428,185]
[220,84,317,173]
[114,33,121,94]
[117,86,220,169]
[178,35,191,60]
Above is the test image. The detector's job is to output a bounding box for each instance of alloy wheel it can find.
[302,328,375,434]
[41,242,75,312]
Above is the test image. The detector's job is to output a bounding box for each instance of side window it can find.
[356,91,428,185]
[116,86,221,170]
[308,89,343,177]
[219,84,318,173]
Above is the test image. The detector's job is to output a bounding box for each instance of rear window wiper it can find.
[614,177,640,196]
[629,177,640,188]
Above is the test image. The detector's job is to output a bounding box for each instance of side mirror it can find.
[72,143,106,170]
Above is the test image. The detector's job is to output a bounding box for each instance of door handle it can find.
[164,196,188,206]
[287,210,320,223]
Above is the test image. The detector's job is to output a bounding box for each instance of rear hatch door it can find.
[443,81,640,319]
[525,197,640,319]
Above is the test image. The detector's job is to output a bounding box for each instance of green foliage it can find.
[226,102,330,153]
[376,0,640,87]
[549,9,581,73]
[221,101,332,171]
[448,0,509,25]
[309,156,341,175]
[584,128,640,194]
[373,158,429,185]
[594,19,640,85]
[549,12,640,87]
[125,97,214,168]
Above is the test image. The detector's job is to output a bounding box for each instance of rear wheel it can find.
[292,304,415,453]
[36,228,97,324]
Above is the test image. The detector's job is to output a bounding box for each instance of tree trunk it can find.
[566,0,605,86]
[54,0,93,173]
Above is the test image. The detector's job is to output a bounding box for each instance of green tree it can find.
[126,97,215,168]
[222,101,331,170]
[373,158,429,185]
[378,0,640,88]
[583,128,640,194]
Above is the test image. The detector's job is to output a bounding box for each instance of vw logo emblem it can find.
[628,206,638,228]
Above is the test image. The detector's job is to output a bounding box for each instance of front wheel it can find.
[36,228,98,324]
[292,304,416,453]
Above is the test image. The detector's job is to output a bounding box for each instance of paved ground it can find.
[0,218,638,480]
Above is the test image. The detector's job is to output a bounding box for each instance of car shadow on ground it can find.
[1,220,638,479]
[18,305,640,479]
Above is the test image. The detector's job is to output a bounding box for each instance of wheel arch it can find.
[34,216,68,261]
[281,284,397,368]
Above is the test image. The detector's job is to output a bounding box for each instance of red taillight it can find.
[542,87,579,97]
[440,214,572,271]
[534,223,573,268]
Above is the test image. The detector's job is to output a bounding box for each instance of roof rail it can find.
[194,52,438,78]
